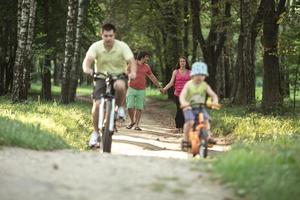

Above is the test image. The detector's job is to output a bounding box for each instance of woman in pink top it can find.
[162,56,191,133]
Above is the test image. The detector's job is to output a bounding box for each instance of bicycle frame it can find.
[98,75,116,132]
[189,109,209,157]
[185,103,220,158]
[94,72,123,153]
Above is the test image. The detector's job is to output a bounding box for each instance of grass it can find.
[30,82,92,96]
[213,141,300,200]
[208,105,300,200]
[0,96,92,150]
[1,82,300,199]
[145,87,168,101]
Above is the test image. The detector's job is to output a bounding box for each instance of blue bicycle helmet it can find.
[190,61,209,77]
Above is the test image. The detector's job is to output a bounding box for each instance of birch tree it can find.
[69,0,89,102]
[61,0,77,104]
[12,0,36,102]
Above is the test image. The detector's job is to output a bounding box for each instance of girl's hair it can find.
[176,56,190,70]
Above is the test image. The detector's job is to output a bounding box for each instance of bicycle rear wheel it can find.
[102,101,113,153]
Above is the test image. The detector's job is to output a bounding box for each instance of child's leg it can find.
[183,120,194,141]
[206,120,217,144]
[183,109,195,141]
[202,108,216,143]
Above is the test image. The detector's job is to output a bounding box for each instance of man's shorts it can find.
[126,87,145,110]
[183,107,210,122]
[92,76,128,100]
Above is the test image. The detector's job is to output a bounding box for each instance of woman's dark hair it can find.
[137,51,150,61]
[176,56,190,70]
[102,23,116,33]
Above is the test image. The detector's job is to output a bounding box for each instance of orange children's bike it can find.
[184,103,220,158]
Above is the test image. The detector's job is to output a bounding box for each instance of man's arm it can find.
[127,58,137,79]
[147,73,161,89]
[82,55,94,76]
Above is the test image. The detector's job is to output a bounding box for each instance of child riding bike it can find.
[179,61,219,151]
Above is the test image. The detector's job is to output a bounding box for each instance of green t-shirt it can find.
[185,80,208,106]
[86,39,134,74]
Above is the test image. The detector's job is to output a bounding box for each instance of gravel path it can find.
[0,98,234,200]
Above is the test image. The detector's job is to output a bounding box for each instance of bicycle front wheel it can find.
[102,100,113,153]
[199,130,208,158]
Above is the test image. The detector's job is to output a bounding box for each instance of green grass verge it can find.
[209,105,300,200]
[213,140,300,200]
[210,105,300,141]
[0,96,92,150]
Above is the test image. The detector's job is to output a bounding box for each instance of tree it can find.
[12,0,36,102]
[232,0,264,105]
[261,0,286,112]
[69,0,89,102]
[0,0,18,96]
[61,0,77,104]
[190,0,231,91]
[40,0,52,101]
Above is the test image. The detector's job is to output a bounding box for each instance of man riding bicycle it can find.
[82,23,137,148]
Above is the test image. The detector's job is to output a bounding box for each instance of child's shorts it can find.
[183,107,210,122]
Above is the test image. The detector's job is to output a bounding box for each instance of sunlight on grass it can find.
[0,97,92,150]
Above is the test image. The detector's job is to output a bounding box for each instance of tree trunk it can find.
[41,0,52,101]
[61,0,76,104]
[191,0,231,91]
[41,55,52,100]
[0,24,8,95]
[190,0,200,63]
[216,43,234,99]
[22,0,36,99]
[69,0,88,102]
[261,0,286,112]
[6,45,16,94]
[12,0,31,102]
[232,0,256,105]
[183,0,189,58]
[53,53,59,86]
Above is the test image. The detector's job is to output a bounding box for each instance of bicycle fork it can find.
[98,98,116,132]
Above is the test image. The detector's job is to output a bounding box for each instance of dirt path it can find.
[0,98,234,200]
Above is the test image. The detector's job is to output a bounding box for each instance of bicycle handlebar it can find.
[181,103,221,110]
[93,72,128,80]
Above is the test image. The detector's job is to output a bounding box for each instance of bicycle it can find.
[93,72,127,153]
[182,103,220,158]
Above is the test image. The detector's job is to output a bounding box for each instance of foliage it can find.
[278,3,300,106]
